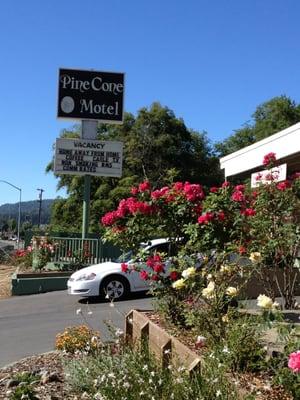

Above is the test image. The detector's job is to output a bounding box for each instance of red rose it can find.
[138,181,151,192]
[198,212,214,224]
[239,246,247,255]
[153,263,164,273]
[131,187,139,195]
[140,270,149,280]
[210,187,219,193]
[234,184,245,192]
[218,211,225,221]
[222,181,230,188]
[169,271,179,281]
[121,263,128,273]
[151,274,159,281]
[277,181,291,191]
[242,208,256,217]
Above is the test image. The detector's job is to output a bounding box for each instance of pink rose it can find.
[231,190,245,202]
[263,152,276,167]
[288,351,300,373]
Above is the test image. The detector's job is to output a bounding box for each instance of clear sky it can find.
[1,0,300,205]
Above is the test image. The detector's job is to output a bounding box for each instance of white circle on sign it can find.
[61,96,75,113]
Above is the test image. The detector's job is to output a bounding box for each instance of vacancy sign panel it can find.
[54,138,123,177]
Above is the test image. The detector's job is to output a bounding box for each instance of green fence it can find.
[25,231,121,267]
[50,236,120,264]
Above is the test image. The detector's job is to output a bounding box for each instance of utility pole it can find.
[37,188,44,228]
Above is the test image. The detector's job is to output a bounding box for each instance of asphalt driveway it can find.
[0,290,152,367]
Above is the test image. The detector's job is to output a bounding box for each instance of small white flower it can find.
[150,371,155,376]
[216,390,222,397]
[164,348,171,354]
[142,365,148,371]
[87,310,93,315]
[76,308,82,315]
[139,392,145,396]
[105,293,110,299]
[115,328,124,337]
[109,301,115,308]
[222,346,230,354]
[123,382,130,388]
[158,379,163,386]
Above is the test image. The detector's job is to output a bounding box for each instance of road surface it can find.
[0,290,152,367]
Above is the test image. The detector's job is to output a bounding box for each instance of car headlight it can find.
[75,272,97,281]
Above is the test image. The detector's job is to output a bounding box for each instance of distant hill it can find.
[0,199,55,225]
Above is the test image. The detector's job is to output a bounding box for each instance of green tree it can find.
[47,103,222,232]
[216,95,300,156]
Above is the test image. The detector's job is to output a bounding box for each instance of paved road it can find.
[0,291,152,367]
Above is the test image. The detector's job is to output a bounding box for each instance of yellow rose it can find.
[202,281,215,299]
[226,286,238,297]
[220,265,231,273]
[249,252,262,263]
[172,278,186,290]
[257,294,273,309]
[222,314,229,323]
[181,267,196,279]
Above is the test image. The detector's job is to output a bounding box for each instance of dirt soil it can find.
[0,265,15,299]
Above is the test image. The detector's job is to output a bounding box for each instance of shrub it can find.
[55,325,100,354]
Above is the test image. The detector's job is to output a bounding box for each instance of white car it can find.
[67,239,172,300]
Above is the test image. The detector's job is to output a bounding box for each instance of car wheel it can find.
[100,275,130,300]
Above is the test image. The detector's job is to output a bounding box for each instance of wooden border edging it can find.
[125,309,201,373]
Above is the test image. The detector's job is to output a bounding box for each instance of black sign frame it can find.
[57,68,125,123]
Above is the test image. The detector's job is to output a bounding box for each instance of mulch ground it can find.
[0,265,15,299]
[0,352,81,400]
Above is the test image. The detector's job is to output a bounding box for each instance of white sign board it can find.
[54,138,123,177]
[251,163,287,188]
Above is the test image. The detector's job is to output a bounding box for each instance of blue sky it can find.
[1,0,300,205]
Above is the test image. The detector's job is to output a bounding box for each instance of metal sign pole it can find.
[81,120,98,239]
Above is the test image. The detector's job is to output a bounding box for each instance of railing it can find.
[50,237,121,265]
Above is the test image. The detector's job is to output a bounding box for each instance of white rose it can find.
[257,294,273,309]
[226,286,238,297]
[181,267,196,279]
[172,278,186,290]
[202,281,215,299]
[249,252,262,263]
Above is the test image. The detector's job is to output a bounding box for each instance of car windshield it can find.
[113,251,133,263]
[113,242,151,263]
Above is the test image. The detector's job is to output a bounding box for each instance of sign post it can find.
[57,68,124,239]
[81,121,97,239]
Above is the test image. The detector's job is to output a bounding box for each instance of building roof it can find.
[220,122,300,178]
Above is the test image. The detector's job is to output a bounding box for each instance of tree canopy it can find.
[215,95,300,156]
[47,102,222,233]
